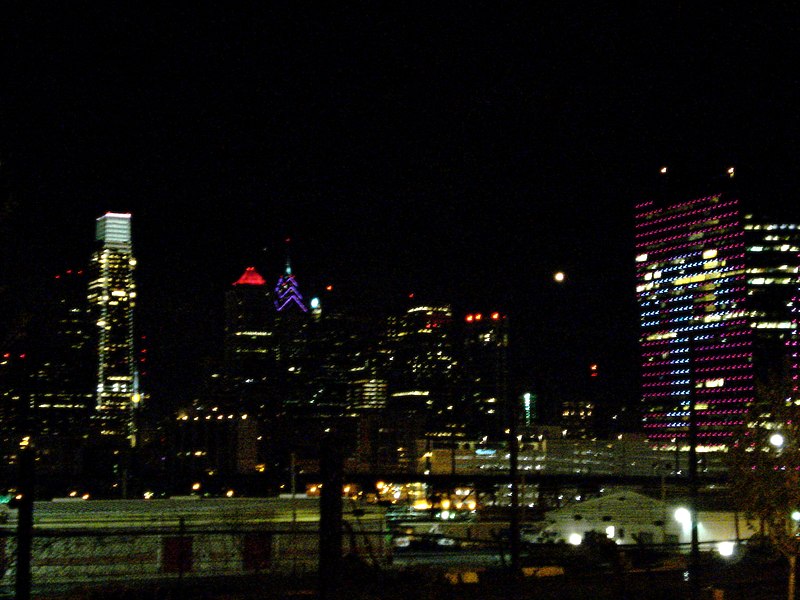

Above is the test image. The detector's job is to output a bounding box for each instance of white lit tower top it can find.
[88,212,141,445]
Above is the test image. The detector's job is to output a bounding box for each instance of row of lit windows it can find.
[635,199,738,234]
[744,223,799,231]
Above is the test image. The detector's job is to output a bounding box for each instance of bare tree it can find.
[728,363,800,600]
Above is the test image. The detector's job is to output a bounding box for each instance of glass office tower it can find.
[88,212,140,444]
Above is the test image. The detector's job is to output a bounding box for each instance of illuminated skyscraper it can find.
[743,215,800,389]
[461,311,509,440]
[224,268,273,385]
[385,303,458,437]
[274,260,308,313]
[272,258,311,416]
[635,193,800,450]
[88,213,140,444]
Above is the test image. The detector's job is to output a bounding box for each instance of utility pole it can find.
[508,393,521,575]
[319,431,343,600]
[15,439,34,600]
[688,336,700,599]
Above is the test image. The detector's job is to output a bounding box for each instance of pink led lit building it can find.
[635,193,800,451]
[636,193,752,451]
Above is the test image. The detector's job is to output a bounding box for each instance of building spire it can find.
[274,238,307,312]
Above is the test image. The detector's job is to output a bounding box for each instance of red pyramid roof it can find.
[233,266,266,286]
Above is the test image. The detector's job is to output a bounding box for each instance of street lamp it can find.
[770,433,785,449]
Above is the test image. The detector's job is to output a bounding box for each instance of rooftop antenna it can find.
[284,237,292,275]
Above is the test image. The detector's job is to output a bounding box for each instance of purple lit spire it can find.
[274,240,308,312]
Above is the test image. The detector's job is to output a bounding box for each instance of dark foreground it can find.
[16,555,788,600]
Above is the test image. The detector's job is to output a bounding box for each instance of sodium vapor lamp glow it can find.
[717,541,735,557]
[674,507,691,525]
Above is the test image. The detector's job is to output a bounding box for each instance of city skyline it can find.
[4,6,800,420]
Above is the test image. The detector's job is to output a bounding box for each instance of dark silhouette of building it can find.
[461,311,509,441]
[27,268,94,474]
[384,302,459,438]
[222,266,277,421]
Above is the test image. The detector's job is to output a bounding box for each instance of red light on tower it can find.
[466,314,474,323]
[491,312,500,320]
[475,313,482,321]
[590,364,598,377]
[326,285,333,291]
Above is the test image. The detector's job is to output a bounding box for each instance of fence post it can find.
[15,443,34,600]
[178,517,186,581]
[319,432,343,600]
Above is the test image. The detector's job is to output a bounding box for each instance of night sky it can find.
[4,5,800,420]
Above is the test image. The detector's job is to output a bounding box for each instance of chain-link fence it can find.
[0,498,391,598]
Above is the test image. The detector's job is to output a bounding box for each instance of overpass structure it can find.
[297,435,730,490]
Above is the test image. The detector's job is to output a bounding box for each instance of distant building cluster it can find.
[177,260,515,479]
[0,213,143,488]
[1,189,797,496]
[0,214,524,492]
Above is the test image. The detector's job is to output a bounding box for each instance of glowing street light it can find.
[674,507,691,526]
[717,541,735,557]
[554,271,565,283]
[770,433,785,449]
